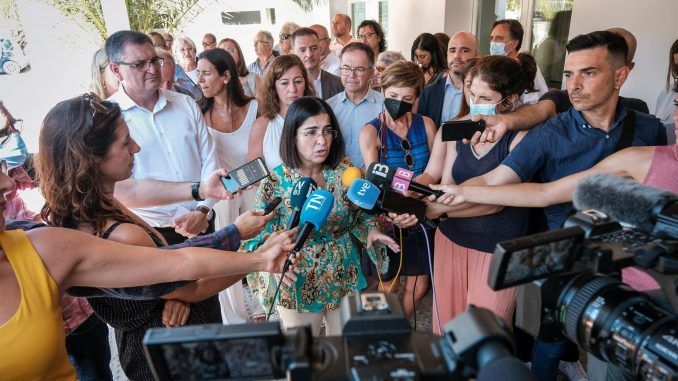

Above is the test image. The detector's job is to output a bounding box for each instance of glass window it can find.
[351,2,366,36]
[378,1,388,35]
[221,10,262,25]
[530,1,573,89]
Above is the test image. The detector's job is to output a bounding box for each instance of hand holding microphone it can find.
[366,162,444,198]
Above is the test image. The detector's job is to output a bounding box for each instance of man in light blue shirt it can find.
[327,42,384,168]
[417,32,479,126]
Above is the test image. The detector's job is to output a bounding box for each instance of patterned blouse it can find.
[243,159,388,313]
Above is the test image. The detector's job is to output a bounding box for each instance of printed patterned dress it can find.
[243,159,389,312]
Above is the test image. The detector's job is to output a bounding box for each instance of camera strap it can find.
[614,110,636,152]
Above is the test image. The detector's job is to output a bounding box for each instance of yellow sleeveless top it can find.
[0,230,77,380]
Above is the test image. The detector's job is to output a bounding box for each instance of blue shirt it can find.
[503,103,667,229]
[327,89,385,168]
[440,75,463,123]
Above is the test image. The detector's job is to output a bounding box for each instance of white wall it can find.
[567,0,678,110]
[181,0,332,64]
[387,0,446,57]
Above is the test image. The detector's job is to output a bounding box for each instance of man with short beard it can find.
[417,31,479,127]
[330,13,352,56]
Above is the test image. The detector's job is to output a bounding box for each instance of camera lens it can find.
[557,273,678,377]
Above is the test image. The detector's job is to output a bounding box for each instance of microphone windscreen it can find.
[347,179,381,210]
[366,162,395,186]
[573,173,675,232]
[477,357,537,381]
[299,189,335,231]
[290,178,317,209]
[342,166,363,188]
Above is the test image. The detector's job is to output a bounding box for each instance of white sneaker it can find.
[559,360,588,381]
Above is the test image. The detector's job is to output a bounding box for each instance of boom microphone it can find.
[573,173,677,237]
[366,162,444,197]
[286,177,317,230]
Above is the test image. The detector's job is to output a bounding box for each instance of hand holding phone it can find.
[441,119,486,141]
[221,158,270,193]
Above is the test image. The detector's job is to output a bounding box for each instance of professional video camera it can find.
[487,173,678,380]
[143,292,536,381]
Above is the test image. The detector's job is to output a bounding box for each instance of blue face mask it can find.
[0,131,28,170]
[469,97,508,118]
[489,41,508,56]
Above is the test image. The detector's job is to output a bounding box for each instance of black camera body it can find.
[143,292,533,381]
[488,209,678,380]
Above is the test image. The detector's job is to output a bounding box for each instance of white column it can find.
[100,0,130,34]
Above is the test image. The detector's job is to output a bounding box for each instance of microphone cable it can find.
[376,226,404,294]
[265,250,297,322]
[420,223,442,335]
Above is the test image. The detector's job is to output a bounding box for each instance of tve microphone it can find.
[342,166,363,187]
[283,189,335,273]
[366,162,443,197]
[573,173,677,237]
[286,177,317,230]
[347,179,382,210]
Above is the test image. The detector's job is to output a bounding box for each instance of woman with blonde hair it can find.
[89,48,118,99]
[247,55,314,169]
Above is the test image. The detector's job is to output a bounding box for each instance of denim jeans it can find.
[531,339,568,381]
[65,314,113,381]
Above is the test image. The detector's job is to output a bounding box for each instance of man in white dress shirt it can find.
[310,24,341,76]
[106,30,218,244]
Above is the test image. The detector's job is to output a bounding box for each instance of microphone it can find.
[573,173,677,237]
[347,178,382,211]
[286,178,317,230]
[365,162,443,197]
[283,189,335,273]
[347,178,427,221]
[342,166,363,187]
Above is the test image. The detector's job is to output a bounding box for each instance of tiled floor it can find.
[109,280,434,380]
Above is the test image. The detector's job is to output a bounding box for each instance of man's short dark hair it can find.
[340,42,374,65]
[204,33,216,43]
[492,19,524,51]
[106,30,153,63]
[279,97,345,169]
[291,27,319,47]
[566,31,628,68]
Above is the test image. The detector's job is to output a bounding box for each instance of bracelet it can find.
[191,182,204,201]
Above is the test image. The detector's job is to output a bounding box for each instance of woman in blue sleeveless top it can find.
[359,60,437,318]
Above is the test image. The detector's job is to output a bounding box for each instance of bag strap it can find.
[615,110,636,152]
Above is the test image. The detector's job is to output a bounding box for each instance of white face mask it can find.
[489,41,508,56]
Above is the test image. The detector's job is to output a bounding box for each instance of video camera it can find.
[143,292,535,381]
[487,174,678,380]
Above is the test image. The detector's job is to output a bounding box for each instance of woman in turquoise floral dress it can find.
[243,96,399,336]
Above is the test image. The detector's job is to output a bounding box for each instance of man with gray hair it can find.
[292,27,343,100]
[106,30,218,245]
[310,24,341,76]
[248,30,275,78]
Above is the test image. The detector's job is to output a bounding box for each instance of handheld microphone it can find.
[366,162,443,197]
[573,173,677,238]
[347,178,382,210]
[283,189,335,273]
[342,166,363,187]
[286,178,317,230]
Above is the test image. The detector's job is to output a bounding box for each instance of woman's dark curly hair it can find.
[37,94,133,234]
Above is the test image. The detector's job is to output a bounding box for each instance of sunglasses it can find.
[400,138,414,167]
[83,92,117,122]
[202,41,215,47]
[279,34,291,40]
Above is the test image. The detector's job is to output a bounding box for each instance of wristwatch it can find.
[197,205,213,220]
[191,182,204,201]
